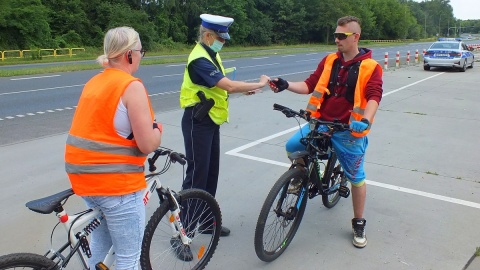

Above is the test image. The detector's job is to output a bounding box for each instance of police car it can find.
[423,38,475,72]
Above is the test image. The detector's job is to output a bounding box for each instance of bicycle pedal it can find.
[308,185,319,199]
[95,262,109,270]
[339,185,350,198]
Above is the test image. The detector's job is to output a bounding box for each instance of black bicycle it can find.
[254,104,351,262]
[0,147,222,270]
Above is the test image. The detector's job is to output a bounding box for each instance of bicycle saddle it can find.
[26,189,75,214]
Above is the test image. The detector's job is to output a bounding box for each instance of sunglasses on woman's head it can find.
[333,32,356,40]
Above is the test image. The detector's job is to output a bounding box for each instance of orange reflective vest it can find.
[65,68,154,196]
[306,53,381,137]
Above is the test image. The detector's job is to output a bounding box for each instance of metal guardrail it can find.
[1,48,85,61]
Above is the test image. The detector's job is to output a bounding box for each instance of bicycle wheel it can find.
[254,168,308,262]
[321,152,345,208]
[140,189,222,270]
[0,253,59,269]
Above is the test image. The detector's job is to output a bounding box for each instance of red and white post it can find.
[406,51,410,65]
[395,51,400,68]
[384,52,388,70]
[414,49,419,64]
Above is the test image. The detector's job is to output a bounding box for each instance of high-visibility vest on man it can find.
[65,68,154,196]
[306,53,381,137]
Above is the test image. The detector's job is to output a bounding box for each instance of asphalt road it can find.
[0,43,479,269]
[0,41,466,146]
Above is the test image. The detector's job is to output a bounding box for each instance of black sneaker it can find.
[198,224,230,237]
[352,218,367,248]
[170,237,193,261]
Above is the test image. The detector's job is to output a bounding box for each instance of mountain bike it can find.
[254,104,351,262]
[0,147,222,270]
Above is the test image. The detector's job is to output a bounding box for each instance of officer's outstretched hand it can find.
[269,78,289,93]
[350,118,370,132]
[245,75,270,95]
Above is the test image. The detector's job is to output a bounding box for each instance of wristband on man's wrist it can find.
[360,118,370,126]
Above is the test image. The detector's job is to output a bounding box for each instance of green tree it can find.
[0,0,53,49]
[41,0,88,47]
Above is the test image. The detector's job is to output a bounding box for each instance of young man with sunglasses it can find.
[269,16,383,248]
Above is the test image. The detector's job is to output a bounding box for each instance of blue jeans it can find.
[83,190,145,270]
[286,124,368,186]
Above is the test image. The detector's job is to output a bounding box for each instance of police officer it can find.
[179,14,269,239]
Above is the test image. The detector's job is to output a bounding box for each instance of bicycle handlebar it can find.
[273,103,350,130]
[148,147,187,172]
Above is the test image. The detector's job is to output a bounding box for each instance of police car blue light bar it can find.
[438,37,462,41]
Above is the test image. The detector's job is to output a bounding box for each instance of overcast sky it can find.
[448,0,479,20]
[414,0,479,20]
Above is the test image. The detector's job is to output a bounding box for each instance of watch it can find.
[360,118,370,126]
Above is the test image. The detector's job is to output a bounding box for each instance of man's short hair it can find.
[337,16,361,27]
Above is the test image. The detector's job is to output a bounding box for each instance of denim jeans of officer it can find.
[286,124,368,185]
[82,190,145,270]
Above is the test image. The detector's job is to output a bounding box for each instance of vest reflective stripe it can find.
[308,53,380,137]
[65,68,153,196]
[179,43,229,125]
[66,135,146,158]
[65,163,144,174]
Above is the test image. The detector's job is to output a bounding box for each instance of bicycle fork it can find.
[163,188,192,246]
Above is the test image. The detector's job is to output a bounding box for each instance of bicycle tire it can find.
[254,168,308,262]
[0,253,59,270]
[140,189,222,270]
[321,152,344,208]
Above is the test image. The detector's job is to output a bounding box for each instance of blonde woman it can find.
[65,26,161,269]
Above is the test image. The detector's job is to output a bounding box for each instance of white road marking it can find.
[149,91,180,97]
[0,84,84,96]
[252,57,269,60]
[382,73,444,97]
[296,59,318,63]
[281,55,295,57]
[0,107,78,121]
[240,63,279,68]
[10,75,60,81]
[226,73,480,210]
[153,73,183,78]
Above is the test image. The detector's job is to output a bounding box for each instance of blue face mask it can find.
[210,39,224,52]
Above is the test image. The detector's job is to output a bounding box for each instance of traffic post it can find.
[384,52,388,70]
[396,51,400,68]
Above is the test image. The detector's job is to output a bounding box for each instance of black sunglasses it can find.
[132,48,146,57]
[333,32,356,40]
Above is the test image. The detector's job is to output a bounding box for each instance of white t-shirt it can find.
[114,98,132,138]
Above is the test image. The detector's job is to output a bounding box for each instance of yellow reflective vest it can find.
[306,53,381,137]
[179,43,229,125]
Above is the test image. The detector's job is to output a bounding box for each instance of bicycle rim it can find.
[254,168,308,262]
[141,189,221,270]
